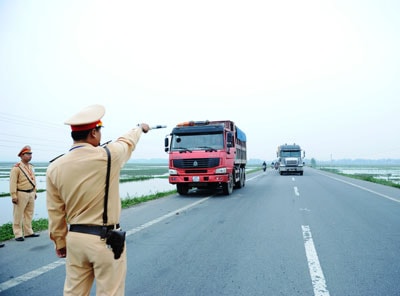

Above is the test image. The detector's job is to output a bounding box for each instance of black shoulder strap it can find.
[103,146,111,225]
[18,166,36,188]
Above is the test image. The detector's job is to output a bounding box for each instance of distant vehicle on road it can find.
[276,143,305,175]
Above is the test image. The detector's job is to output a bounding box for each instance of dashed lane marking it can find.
[302,225,330,296]
[294,186,300,196]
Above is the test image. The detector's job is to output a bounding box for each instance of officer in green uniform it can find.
[46,104,149,295]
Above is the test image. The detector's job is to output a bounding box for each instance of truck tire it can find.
[222,174,234,195]
[235,169,242,189]
[235,168,245,188]
[177,184,189,195]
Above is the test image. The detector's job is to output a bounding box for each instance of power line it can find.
[0,112,71,159]
[0,112,63,129]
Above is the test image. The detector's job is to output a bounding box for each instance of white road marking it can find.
[299,208,311,212]
[292,177,296,181]
[126,196,210,236]
[316,171,400,203]
[294,186,300,196]
[0,259,65,292]
[247,174,262,181]
[0,196,211,293]
[302,225,330,296]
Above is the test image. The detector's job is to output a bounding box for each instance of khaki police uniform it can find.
[9,146,37,239]
[46,104,144,296]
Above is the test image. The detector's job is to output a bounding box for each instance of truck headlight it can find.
[215,167,227,174]
[169,169,177,175]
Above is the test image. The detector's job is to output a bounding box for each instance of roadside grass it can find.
[319,168,400,189]
[120,175,169,183]
[121,190,176,207]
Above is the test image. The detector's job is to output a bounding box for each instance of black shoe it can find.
[15,237,24,241]
[25,233,40,238]
[0,243,4,248]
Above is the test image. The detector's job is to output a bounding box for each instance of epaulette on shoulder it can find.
[14,163,20,167]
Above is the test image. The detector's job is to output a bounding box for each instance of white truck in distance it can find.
[276,144,305,175]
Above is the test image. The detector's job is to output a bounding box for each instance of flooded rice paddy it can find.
[320,166,400,184]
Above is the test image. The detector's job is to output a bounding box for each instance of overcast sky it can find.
[1,0,399,163]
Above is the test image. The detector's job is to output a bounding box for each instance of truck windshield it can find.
[280,151,301,157]
[171,133,224,151]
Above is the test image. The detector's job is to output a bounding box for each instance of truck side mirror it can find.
[164,137,169,152]
[227,132,233,148]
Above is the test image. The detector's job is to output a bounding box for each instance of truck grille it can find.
[285,159,299,166]
[173,158,220,169]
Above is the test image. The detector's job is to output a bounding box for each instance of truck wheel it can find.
[235,169,243,189]
[236,169,245,188]
[177,184,189,195]
[222,174,234,195]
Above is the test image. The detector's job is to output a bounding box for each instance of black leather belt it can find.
[17,188,34,193]
[69,224,121,236]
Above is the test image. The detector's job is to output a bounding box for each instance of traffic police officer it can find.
[9,145,40,241]
[46,104,149,295]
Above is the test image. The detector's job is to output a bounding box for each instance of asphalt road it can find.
[1,168,400,295]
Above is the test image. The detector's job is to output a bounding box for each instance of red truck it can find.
[164,120,247,195]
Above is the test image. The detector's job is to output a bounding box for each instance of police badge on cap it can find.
[65,104,105,131]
